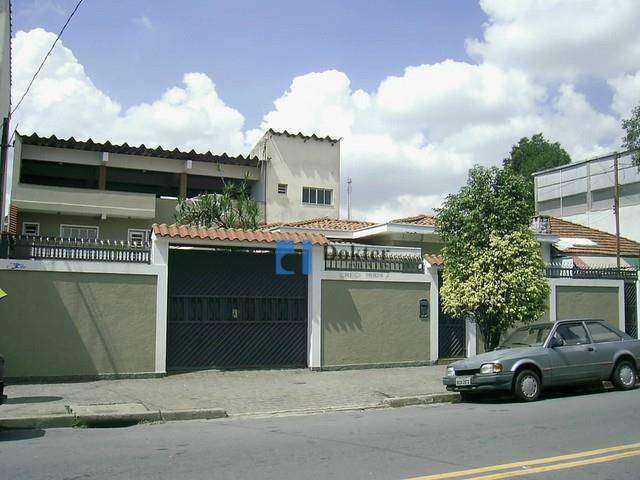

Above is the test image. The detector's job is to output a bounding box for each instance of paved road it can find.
[1,387,640,479]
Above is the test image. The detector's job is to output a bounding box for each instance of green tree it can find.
[503,133,571,206]
[622,104,640,166]
[436,166,549,350]
[175,179,261,230]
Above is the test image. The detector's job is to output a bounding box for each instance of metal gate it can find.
[167,248,307,370]
[625,282,638,338]
[438,272,466,359]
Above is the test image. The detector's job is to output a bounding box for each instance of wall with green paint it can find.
[321,280,430,367]
[0,270,157,378]
[18,198,178,241]
[556,285,619,326]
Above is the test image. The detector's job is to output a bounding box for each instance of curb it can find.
[0,414,76,429]
[161,408,227,422]
[383,392,460,408]
[74,410,162,427]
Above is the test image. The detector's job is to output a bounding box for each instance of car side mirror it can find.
[549,336,564,348]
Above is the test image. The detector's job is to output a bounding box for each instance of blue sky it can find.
[10,0,640,219]
[14,0,487,129]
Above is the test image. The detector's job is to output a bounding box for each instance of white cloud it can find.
[467,0,640,81]
[132,15,153,31]
[11,5,636,222]
[12,29,248,155]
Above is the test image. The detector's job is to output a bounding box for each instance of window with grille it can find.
[277,183,287,194]
[60,225,99,240]
[128,229,151,244]
[302,187,332,205]
[22,222,40,237]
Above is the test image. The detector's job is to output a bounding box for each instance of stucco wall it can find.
[0,270,157,378]
[18,198,178,241]
[556,285,619,326]
[321,280,430,367]
[252,134,340,223]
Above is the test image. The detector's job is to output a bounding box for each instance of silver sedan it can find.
[443,319,640,401]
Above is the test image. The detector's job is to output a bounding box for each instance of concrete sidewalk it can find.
[0,365,453,428]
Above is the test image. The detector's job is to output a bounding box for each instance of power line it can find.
[10,0,85,118]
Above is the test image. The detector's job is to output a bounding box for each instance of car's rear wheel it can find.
[612,360,637,390]
[513,369,541,402]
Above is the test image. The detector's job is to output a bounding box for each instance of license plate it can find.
[455,376,472,386]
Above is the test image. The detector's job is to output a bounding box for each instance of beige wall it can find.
[252,133,340,223]
[321,280,430,367]
[556,285,619,326]
[0,270,157,378]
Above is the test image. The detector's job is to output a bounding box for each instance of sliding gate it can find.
[167,248,307,370]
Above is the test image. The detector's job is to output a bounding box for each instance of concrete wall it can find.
[321,280,430,367]
[556,285,619,326]
[17,198,178,241]
[0,270,157,378]
[252,133,340,223]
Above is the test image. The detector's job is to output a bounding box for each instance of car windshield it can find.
[499,324,553,348]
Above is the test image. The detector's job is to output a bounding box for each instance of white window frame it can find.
[59,224,100,240]
[302,187,333,206]
[22,222,40,237]
[128,228,151,244]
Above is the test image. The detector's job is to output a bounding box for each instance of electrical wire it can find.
[10,0,85,117]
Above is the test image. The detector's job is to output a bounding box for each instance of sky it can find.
[10,0,640,220]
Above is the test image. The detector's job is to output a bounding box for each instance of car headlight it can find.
[446,366,455,377]
[480,363,503,374]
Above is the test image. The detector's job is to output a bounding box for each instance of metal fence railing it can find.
[544,264,638,281]
[0,234,151,264]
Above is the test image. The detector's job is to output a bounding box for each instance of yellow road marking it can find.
[464,449,640,480]
[408,442,640,480]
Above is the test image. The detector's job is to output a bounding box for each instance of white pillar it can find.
[618,281,626,332]
[466,319,477,357]
[152,236,169,374]
[549,279,557,322]
[428,265,439,363]
[307,245,323,369]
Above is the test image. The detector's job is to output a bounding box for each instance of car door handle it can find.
[587,347,595,351]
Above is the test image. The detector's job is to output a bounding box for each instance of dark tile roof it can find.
[390,214,437,227]
[153,224,328,245]
[19,132,259,167]
[276,217,377,231]
[267,128,340,144]
[549,217,640,257]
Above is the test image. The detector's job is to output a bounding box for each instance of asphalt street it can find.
[1,387,639,480]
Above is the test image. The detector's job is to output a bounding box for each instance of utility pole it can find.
[613,152,621,268]
[347,177,352,220]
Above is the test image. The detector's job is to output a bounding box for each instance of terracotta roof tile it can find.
[278,217,377,231]
[549,217,640,257]
[390,214,437,227]
[425,254,444,266]
[19,132,259,167]
[153,224,328,246]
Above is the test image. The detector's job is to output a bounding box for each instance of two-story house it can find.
[6,129,340,241]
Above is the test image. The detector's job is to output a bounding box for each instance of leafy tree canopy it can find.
[440,229,550,350]
[175,180,261,230]
[622,104,640,166]
[436,165,548,350]
[503,133,571,206]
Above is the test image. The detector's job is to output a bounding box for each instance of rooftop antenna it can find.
[347,177,352,220]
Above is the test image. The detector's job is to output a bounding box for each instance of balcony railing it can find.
[0,234,151,264]
[531,215,552,235]
[545,263,637,281]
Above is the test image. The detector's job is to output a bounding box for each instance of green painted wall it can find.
[0,270,157,378]
[18,198,178,241]
[556,285,619,326]
[321,280,430,367]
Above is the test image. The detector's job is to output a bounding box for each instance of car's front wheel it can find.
[513,369,541,402]
[612,360,637,390]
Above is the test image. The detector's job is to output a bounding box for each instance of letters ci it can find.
[275,240,312,275]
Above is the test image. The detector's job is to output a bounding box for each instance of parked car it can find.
[443,319,640,402]
[0,354,5,404]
